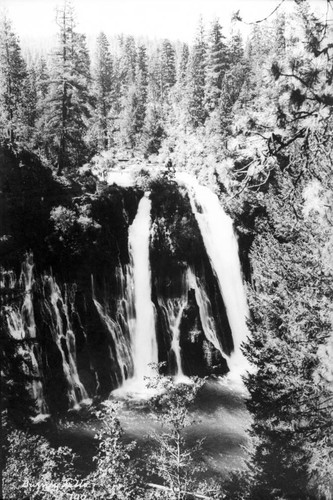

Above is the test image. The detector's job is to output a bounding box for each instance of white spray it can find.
[120,193,158,393]
[3,254,48,414]
[177,173,250,374]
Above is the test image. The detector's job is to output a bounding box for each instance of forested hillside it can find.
[1,0,333,498]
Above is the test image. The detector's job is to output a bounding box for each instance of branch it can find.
[146,483,218,499]
[234,0,286,25]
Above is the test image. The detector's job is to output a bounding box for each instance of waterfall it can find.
[157,268,223,380]
[166,298,187,378]
[116,193,158,394]
[2,254,91,413]
[177,173,250,374]
[129,193,157,383]
[2,254,48,415]
[158,282,188,379]
[187,269,223,354]
[19,252,37,338]
[46,275,89,407]
[91,273,133,384]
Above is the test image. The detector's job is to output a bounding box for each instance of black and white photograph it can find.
[0,0,332,498]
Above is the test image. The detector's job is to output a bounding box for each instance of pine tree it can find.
[186,18,207,126]
[118,84,139,150]
[135,44,148,133]
[177,43,189,88]
[35,57,49,101]
[22,65,38,144]
[91,32,113,151]
[160,39,176,97]
[0,14,27,145]
[119,36,137,86]
[204,19,228,113]
[243,164,333,498]
[227,3,333,497]
[40,0,91,173]
[140,51,165,156]
[141,99,164,157]
[116,43,149,151]
[219,31,247,131]
[274,11,286,57]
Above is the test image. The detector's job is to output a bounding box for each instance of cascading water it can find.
[19,253,37,338]
[1,167,251,415]
[91,273,133,384]
[166,298,187,378]
[177,173,250,374]
[187,268,223,355]
[117,193,158,394]
[130,194,158,382]
[157,270,188,379]
[2,254,48,415]
[46,275,89,407]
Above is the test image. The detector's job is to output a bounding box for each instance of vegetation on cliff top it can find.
[1,0,333,498]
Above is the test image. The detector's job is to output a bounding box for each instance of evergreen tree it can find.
[21,65,38,145]
[0,14,27,145]
[141,99,164,157]
[242,157,333,498]
[91,31,113,151]
[135,44,148,133]
[140,49,165,156]
[35,57,49,102]
[40,0,91,173]
[160,39,176,97]
[116,44,148,151]
[227,2,333,497]
[118,83,139,150]
[119,35,137,86]
[274,11,286,57]
[219,32,247,131]
[204,19,228,113]
[228,30,244,65]
[177,43,189,88]
[186,18,206,126]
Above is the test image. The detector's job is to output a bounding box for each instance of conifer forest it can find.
[0,0,333,498]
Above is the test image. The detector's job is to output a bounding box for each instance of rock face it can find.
[0,149,247,418]
[149,179,231,377]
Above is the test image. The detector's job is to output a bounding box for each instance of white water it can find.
[187,269,223,355]
[169,300,187,378]
[3,254,48,415]
[116,194,158,395]
[91,274,133,384]
[0,269,16,289]
[19,252,37,338]
[177,173,250,374]
[158,268,225,381]
[46,276,89,407]
[158,295,187,379]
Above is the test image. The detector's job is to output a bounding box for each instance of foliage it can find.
[38,0,92,173]
[77,403,142,499]
[1,405,143,500]
[89,31,114,151]
[1,1,333,499]
[0,14,27,145]
[145,370,221,500]
[49,203,101,257]
[2,425,77,500]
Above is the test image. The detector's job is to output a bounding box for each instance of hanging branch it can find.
[233,0,286,25]
[146,482,217,499]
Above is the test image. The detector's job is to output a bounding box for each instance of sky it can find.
[0,0,328,43]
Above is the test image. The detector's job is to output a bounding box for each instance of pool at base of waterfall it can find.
[55,376,251,482]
